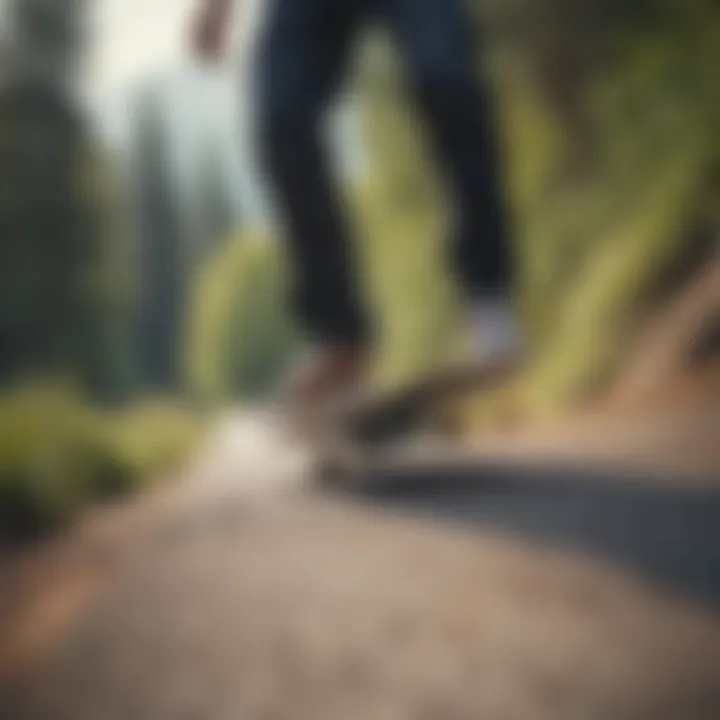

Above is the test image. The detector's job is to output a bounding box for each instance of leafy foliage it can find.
[347,0,719,420]
[0,383,203,539]
[186,229,299,404]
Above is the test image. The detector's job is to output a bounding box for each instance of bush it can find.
[104,399,204,483]
[0,384,203,539]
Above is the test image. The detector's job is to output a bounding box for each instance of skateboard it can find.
[308,356,521,484]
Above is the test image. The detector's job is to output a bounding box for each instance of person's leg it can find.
[257,0,369,346]
[381,0,513,304]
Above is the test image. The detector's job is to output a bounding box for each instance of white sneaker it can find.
[466,296,526,368]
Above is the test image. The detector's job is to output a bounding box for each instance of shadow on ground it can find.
[334,462,720,605]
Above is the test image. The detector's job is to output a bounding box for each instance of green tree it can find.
[0,84,128,400]
[129,87,188,392]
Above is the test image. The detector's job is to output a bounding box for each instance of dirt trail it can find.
[2,412,720,720]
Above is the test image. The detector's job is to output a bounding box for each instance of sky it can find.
[88,0,263,100]
[86,0,271,222]
[90,0,195,99]
[85,0,358,225]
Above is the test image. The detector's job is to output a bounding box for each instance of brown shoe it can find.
[279,344,368,414]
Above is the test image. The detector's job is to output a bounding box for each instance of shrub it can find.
[104,399,204,482]
[0,384,203,539]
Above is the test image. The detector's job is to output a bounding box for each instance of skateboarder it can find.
[193,0,524,405]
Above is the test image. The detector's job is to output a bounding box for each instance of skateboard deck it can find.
[309,356,521,483]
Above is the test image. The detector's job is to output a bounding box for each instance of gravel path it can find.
[2,413,720,720]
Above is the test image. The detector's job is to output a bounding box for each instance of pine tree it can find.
[0,0,127,399]
[1,0,87,91]
[130,86,187,391]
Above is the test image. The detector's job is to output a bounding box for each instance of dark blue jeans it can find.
[257,0,511,344]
